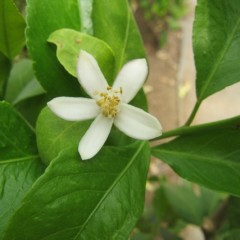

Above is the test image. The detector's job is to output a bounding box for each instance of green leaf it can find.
[92,0,146,74]
[152,116,240,196]
[227,197,240,229]
[48,29,115,84]
[5,59,45,105]
[36,107,91,165]
[194,0,240,101]
[221,229,240,240]
[153,183,173,222]
[26,0,82,96]
[15,95,47,127]
[0,102,44,237]
[0,0,26,59]
[0,52,11,99]
[163,183,222,225]
[4,141,150,240]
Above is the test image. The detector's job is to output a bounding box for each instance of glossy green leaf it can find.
[92,0,146,74]
[26,0,82,96]
[0,52,11,99]
[194,0,240,101]
[5,59,45,105]
[152,116,240,196]
[0,0,25,59]
[0,102,44,237]
[48,29,115,83]
[36,107,91,165]
[4,141,150,240]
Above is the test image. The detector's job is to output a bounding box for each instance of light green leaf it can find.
[26,0,82,96]
[194,0,240,101]
[5,59,45,105]
[36,107,91,165]
[48,29,115,84]
[92,0,146,74]
[0,52,11,99]
[152,116,240,196]
[4,141,150,240]
[0,102,44,237]
[0,0,25,59]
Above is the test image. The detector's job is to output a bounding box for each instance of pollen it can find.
[96,86,122,118]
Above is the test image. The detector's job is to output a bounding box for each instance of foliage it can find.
[0,0,240,239]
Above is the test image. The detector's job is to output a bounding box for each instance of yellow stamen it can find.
[96,86,122,118]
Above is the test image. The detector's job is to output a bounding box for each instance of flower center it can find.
[95,86,122,118]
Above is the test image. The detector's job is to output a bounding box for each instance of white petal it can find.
[113,58,148,103]
[78,114,113,160]
[47,97,99,121]
[77,50,108,99]
[114,103,162,140]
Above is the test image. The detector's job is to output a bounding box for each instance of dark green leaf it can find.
[227,197,240,229]
[36,107,91,165]
[165,184,203,225]
[0,102,44,237]
[5,59,45,105]
[152,116,240,196]
[0,52,11,99]
[48,29,115,84]
[153,184,173,222]
[0,0,26,59]
[4,141,150,240]
[221,229,240,240]
[164,183,222,225]
[92,0,146,75]
[194,0,240,101]
[15,94,47,127]
[130,232,152,240]
[26,0,82,96]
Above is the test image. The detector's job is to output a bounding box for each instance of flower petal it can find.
[113,58,148,103]
[77,50,108,98]
[47,97,99,121]
[114,103,162,140]
[78,114,113,160]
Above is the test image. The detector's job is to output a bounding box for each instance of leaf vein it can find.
[73,141,146,239]
[199,14,240,101]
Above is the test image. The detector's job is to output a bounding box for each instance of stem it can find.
[151,115,240,142]
[185,100,202,126]
[154,126,187,140]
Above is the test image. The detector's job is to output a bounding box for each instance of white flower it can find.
[48,50,162,160]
